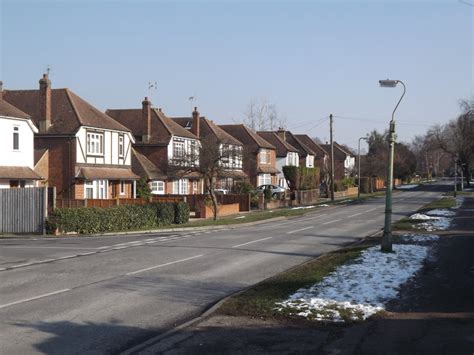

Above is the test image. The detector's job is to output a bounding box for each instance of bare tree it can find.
[243,98,287,130]
[430,99,474,186]
[168,137,243,220]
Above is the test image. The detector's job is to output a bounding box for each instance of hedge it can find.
[48,202,190,234]
[282,166,321,191]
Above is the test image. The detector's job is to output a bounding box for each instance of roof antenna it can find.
[46,65,51,76]
[148,81,157,106]
[188,94,196,112]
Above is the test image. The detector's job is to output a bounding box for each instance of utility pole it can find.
[454,156,458,198]
[330,114,335,201]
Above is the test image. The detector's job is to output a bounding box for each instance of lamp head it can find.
[379,79,398,88]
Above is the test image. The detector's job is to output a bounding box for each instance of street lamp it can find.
[358,137,368,200]
[379,79,406,252]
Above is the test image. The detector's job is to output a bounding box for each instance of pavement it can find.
[0,182,452,354]
[125,192,474,355]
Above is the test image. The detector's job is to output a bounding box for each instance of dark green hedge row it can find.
[48,202,190,234]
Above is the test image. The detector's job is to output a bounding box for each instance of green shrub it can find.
[341,177,355,188]
[136,177,152,200]
[174,202,190,224]
[154,202,175,225]
[264,187,273,201]
[359,177,370,194]
[282,166,299,191]
[48,202,181,234]
[334,180,345,192]
[232,181,254,194]
[283,166,320,191]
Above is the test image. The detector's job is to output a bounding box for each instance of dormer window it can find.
[173,138,185,158]
[185,121,192,129]
[87,131,104,155]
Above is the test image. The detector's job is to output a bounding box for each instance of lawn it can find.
[217,243,374,319]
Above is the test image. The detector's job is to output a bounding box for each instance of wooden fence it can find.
[171,194,251,212]
[0,187,47,234]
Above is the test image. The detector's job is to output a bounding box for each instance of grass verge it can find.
[217,242,375,319]
[392,196,456,231]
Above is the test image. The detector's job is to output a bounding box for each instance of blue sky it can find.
[1,0,472,150]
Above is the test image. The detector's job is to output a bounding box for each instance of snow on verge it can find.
[275,237,435,322]
[396,184,418,190]
[409,212,452,231]
[425,209,455,217]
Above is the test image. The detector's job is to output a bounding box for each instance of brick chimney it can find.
[277,127,285,141]
[192,106,200,138]
[0,81,3,100]
[38,74,52,132]
[142,97,152,142]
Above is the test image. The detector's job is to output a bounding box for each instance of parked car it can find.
[213,188,228,195]
[256,184,286,197]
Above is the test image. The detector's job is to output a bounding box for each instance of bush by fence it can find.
[48,202,189,234]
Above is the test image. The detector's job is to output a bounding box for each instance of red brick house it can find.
[294,134,329,179]
[276,129,316,169]
[219,124,279,187]
[3,74,138,199]
[320,142,356,180]
[173,108,247,191]
[107,98,202,195]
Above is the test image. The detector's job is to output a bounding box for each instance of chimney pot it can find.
[192,107,200,138]
[38,73,52,132]
[277,127,285,141]
[142,97,152,142]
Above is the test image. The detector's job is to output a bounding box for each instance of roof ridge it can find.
[65,88,84,126]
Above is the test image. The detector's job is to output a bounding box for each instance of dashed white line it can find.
[365,208,377,213]
[348,212,363,218]
[286,226,314,235]
[322,219,342,225]
[0,289,71,310]
[232,237,273,248]
[126,254,204,276]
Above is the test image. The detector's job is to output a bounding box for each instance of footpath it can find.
[124,197,474,355]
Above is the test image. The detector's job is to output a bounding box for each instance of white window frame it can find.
[306,155,314,168]
[120,180,126,195]
[84,179,108,199]
[172,178,189,195]
[85,181,94,199]
[12,126,19,151]
[118,135,124,158]
[258,174,271,186]
[173,138,185,159]
[259,149,270,164]
[150,180,165,195]
[87,132,104,156]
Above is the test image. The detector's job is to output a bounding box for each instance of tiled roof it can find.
[284,131,316,157]
[34,149,48,166]
[0,99,30,119]
[219,124,275,151]
[4,89,130,134]
[294,135,328,158]
[0,166,42,180]
[172,116,243,146]
[75,166,139,180]
[132,149,167,180]
[256,131,299,157]
[106,108,197,144]
[320,142,352,160]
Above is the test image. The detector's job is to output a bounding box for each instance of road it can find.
[0,182,449,354]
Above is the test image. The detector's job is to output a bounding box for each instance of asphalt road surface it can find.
[0,182,450,354]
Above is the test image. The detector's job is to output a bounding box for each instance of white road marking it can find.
[348,212,363,218]
[322,219,342,225]
[0,289,71,310]
[365,208,377,213]
[232,237,273,248]
[0,246,96,250]
[286,226,314,235]
[125,255,204,276]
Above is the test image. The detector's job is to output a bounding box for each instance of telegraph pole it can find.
[330,114,335,201]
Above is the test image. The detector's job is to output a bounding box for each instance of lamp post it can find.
[358,137,367,200]
[379,79,406,253]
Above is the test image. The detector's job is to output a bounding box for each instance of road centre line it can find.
[0,246,97,250]
[126,254,204,276]
[232,237,273,248]
[322,219,342,225]
[286,226,314,235]
[365,208,378,213]
[348,212,363,218]
[0,289,71,310]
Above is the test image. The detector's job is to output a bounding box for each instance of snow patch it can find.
[396,184,418,190]
[425,209,455,217]
[409,213,437,221]
[276,236,437,322]
[291,205,316,210]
